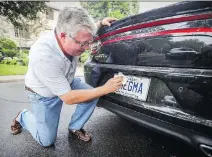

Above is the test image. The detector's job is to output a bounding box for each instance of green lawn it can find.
[0,64,28,76]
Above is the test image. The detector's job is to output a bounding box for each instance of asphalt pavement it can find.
[0,80,206,157]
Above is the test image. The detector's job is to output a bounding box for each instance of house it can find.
[0,2,80,49]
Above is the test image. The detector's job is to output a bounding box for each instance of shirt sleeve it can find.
[32,56,71,96]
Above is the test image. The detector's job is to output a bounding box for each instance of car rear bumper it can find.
[98,98,212,151]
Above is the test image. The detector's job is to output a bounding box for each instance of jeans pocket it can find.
[25,90,44,102]
[25,90,37,101]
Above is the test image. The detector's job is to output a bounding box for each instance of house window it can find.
[14,28,29,38]
[46,9,54,20]
[15,29,19,37]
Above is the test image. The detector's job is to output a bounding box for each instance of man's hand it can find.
[102,76,123,94]
[101,17,117,26]
[97,17,117,28]
[60,76,123,105]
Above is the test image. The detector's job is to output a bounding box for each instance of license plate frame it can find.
[115,75,151,101]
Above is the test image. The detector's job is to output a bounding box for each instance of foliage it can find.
[16,50,29,66]
[0,57,12,64]
[80,50,90,64]
[20,49,29,55]
[80,1,139,20]
[0,57,19,65]
[18,51,28,58]
[0,38,17,49]
[0,38,19,57]
[19,56,29,66]
[0,52,3,60]
[0,38,29,66]
[0,64,28,75]
[15,52,29,66]
[0,1,47,28]
[1,55,29,66]
[2,48,19,57]
[11,57,19,65]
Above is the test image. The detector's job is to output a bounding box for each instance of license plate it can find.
[115,75,151,101]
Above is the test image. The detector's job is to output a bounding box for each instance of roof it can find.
[46,2,61,11]
[46,2,81,11]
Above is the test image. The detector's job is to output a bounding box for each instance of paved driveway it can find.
[0,81,205,157]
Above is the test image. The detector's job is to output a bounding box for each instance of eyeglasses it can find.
[69,35,93,48]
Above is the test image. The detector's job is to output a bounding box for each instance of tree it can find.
[80,1,139,21]
[0,1,47,28]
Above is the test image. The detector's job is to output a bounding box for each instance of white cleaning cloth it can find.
[114,72,128,85]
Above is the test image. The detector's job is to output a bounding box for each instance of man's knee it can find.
[37,133,57,147]
[39,137,56,147]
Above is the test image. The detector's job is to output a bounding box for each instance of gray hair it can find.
[56,7,97,37]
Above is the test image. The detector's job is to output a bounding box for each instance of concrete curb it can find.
[0,73,84,83]
[0,79,25,83]
[0,75,84,83]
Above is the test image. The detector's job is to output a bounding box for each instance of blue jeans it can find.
[18,78,98,147]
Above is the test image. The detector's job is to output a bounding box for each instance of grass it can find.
[0,64,28,76]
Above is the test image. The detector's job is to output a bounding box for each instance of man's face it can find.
[61,30,93,56]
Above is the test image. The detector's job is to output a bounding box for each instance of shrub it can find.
[17,51,28,59]
[79,50,90,64]
[2,48,20,57]
[20,49,29,55]
[0,52,3,61]
[0,38,17,49]
[19,56,29,66]
[15,51,29,66]
[9,57,19,65]
[21,58,29,66]
[1,57,12,64]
